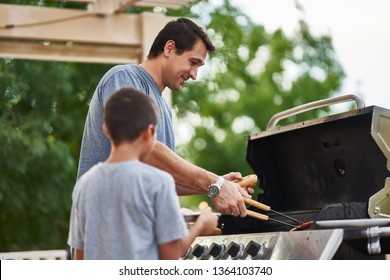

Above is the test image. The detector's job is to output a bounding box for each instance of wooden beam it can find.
[46,0,193,13]
[135,2,183,10]
[87,0,138,14]
[0,4,141,45]
[0,40,141,64]
[135,1,193,10]
[0,5,179,64]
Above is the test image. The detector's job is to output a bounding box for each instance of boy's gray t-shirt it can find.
[68,160,188,260]
[77,64,175,179]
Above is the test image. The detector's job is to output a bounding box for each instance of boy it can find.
[67,87,218,259]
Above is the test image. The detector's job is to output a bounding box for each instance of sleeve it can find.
[99,66,148,105]
[67,182,86,250]
[67,202,84,250]
[154,173,188,245]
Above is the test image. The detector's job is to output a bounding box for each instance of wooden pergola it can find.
[0,0,195,64]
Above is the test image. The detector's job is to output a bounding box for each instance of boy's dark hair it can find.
[147,17,215,59]
[104,87,157,145]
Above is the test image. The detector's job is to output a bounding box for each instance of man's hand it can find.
[222,172,243,182]
[211,179,250,217]
[223,172,255,195]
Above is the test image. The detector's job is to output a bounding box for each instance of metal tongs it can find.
[237,175,313,231]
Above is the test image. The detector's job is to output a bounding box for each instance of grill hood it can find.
[246,94,390,217]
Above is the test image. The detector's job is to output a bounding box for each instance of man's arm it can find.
[144,141,249,217]
[175,184,204,195]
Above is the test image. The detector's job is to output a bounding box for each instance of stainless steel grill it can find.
[184,95,390,260]
[182,229,344,260]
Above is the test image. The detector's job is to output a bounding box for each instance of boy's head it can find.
[103,87,157,147]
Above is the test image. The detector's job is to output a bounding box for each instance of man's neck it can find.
[139,59,165,92]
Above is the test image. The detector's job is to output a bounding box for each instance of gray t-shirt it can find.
[68,160,188,260]
[77,64,175,179]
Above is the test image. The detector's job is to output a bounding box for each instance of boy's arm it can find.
[72,248,84,260]
[158,208,218,260]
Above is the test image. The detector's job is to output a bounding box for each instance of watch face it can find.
[208,185,220,198]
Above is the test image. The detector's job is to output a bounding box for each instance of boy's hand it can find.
[196,207,219,236]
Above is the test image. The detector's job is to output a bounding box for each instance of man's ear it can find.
[163,40,176,57]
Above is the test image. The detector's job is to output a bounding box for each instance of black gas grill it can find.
[183,95,390,260]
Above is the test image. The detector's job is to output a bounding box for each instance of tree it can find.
[0,60,112,251]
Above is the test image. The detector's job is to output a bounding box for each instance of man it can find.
[77,17,251,217]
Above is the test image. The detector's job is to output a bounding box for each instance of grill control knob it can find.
[244,240,266,259]
[208,242,226,259]
[191,244,208,259]
[226,242,245,259]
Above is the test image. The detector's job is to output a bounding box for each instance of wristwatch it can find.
[207,176,225,198]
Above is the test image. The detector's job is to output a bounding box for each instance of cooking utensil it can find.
[237,174,312,230]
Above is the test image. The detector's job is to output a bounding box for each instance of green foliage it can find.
[0,60,112,251]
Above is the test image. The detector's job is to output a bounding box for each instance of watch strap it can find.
[215,176,224,188]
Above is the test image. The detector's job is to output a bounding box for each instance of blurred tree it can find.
[0,0,344,251]
[0,60,112,251]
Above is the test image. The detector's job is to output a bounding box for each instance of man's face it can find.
[163,40,208,90]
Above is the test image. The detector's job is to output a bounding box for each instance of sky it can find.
[229,0,390,109]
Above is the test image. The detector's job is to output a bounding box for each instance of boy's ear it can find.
[143,124,155,140]
[102,123,110,138]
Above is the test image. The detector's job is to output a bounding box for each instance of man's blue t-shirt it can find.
[77,64,175,179]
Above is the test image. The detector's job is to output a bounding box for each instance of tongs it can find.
[237,175,313,231]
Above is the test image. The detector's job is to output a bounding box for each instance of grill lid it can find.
[246,95,390,215]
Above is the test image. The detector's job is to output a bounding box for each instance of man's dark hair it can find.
[104,87,157,145]
[147,17,215,59]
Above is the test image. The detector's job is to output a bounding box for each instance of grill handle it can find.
[267,94,365,130]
